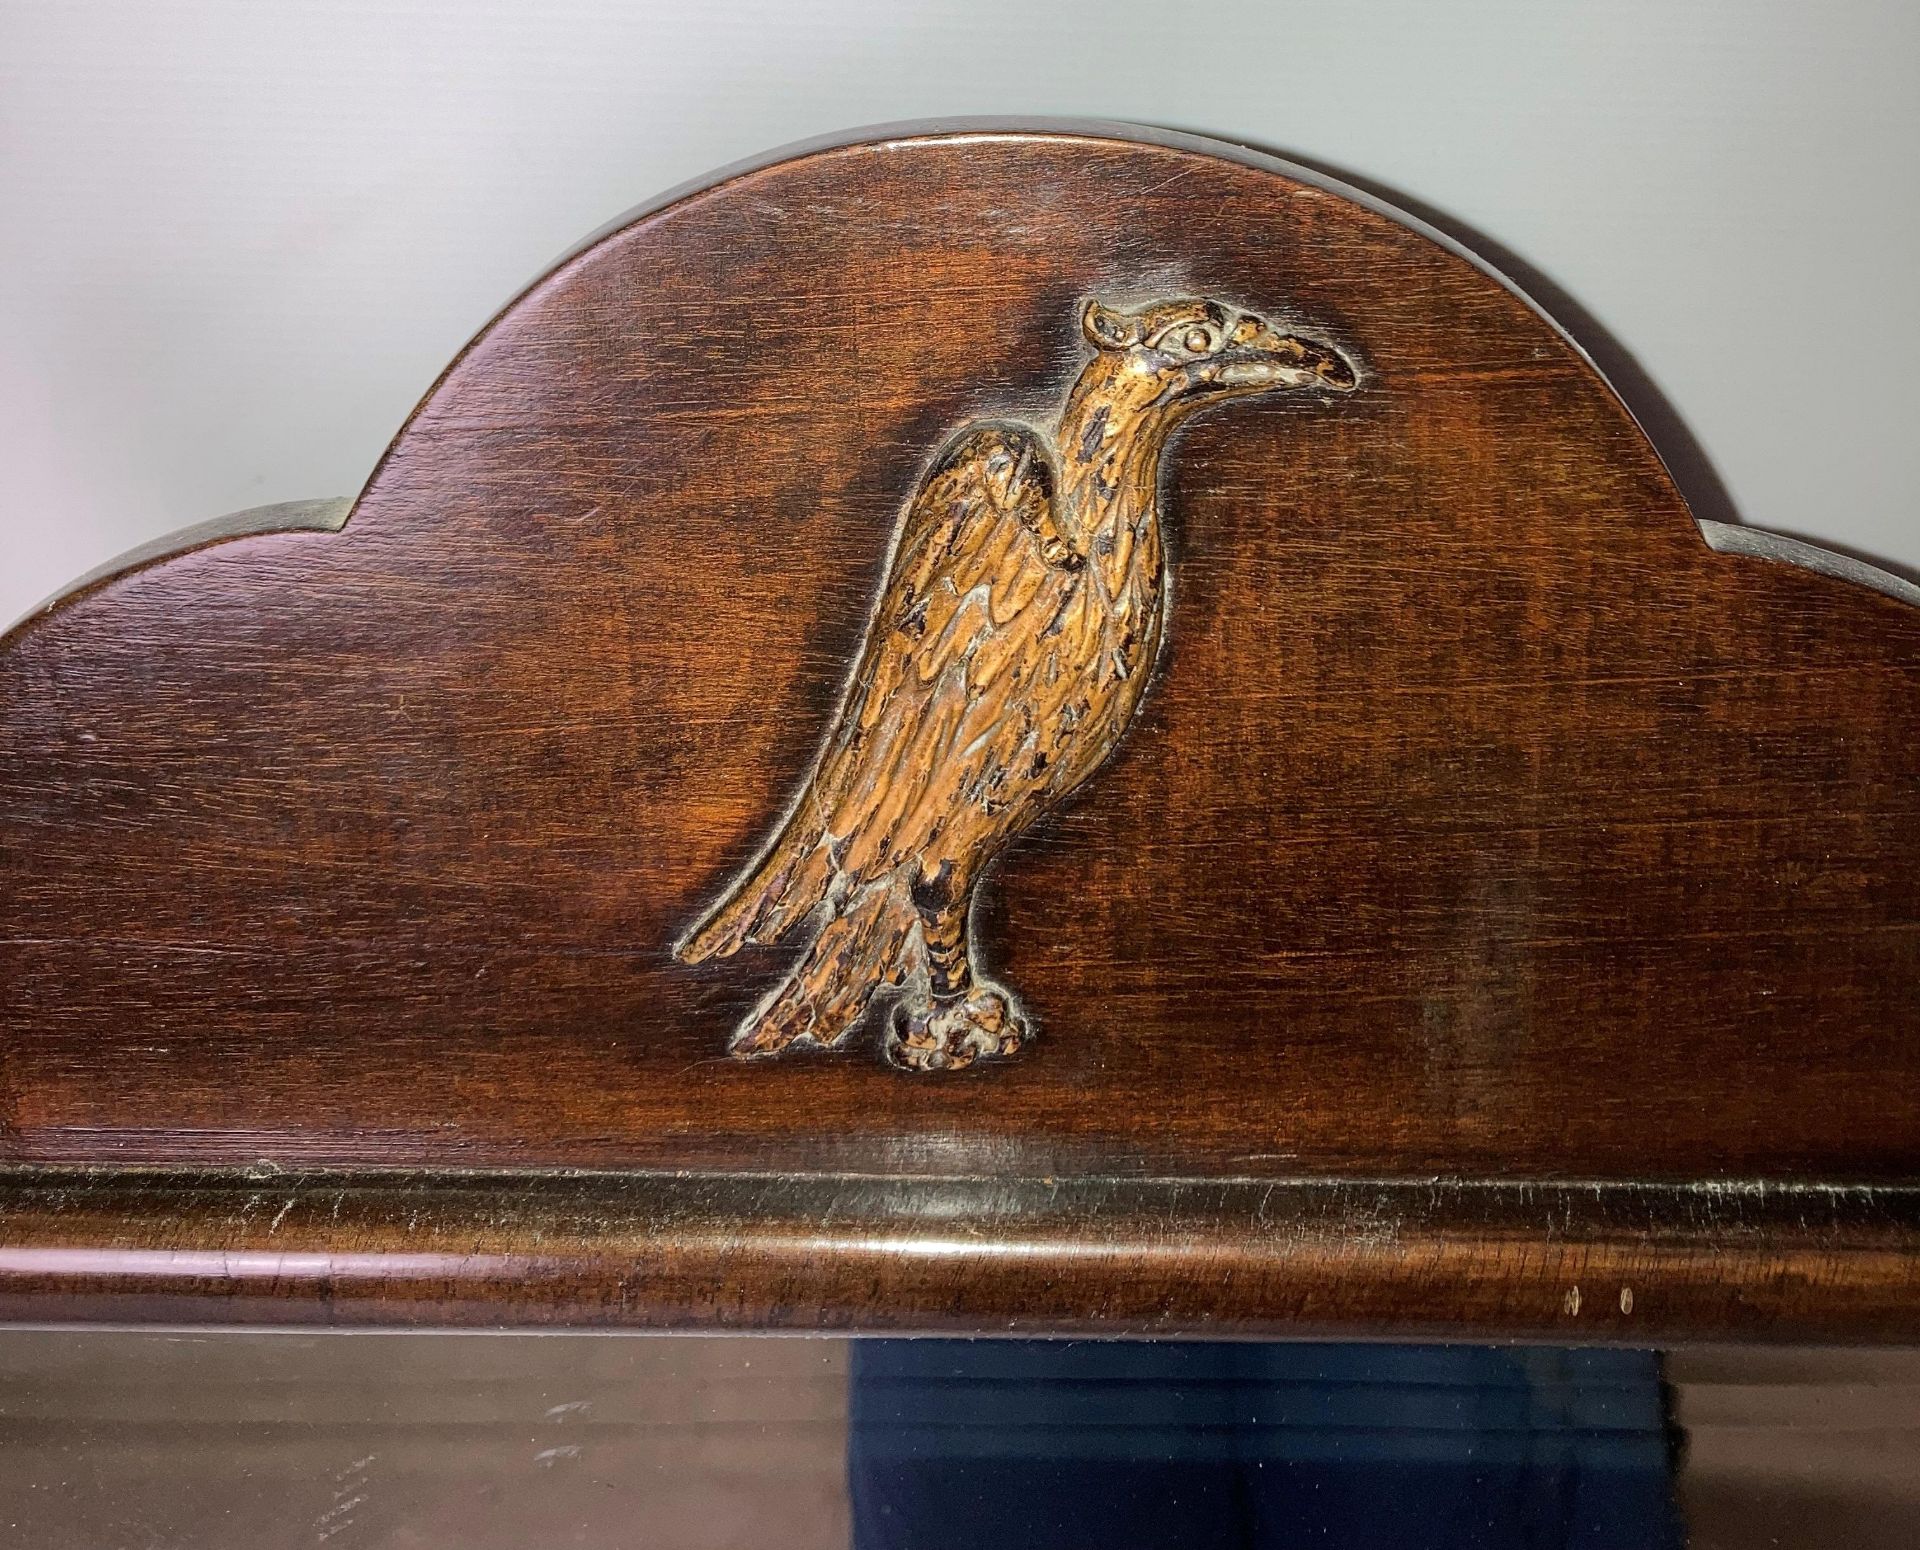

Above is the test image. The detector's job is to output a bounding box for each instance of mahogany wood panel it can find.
[1,124,1916,1335]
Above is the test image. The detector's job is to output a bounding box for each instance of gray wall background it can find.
[2,0,1916,625]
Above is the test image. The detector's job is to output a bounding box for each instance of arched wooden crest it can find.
[2,124,1917,1340]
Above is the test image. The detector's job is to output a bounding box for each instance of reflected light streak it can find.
[0,1249,525,1280]
[797,1234,1220,1262]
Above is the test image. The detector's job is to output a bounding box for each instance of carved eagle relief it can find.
[677,297,1358,1069]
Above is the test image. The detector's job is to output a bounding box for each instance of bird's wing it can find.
[675,422,1080,963]
[806,422,1083,887]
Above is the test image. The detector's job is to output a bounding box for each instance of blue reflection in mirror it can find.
[850,1341,1680,1549]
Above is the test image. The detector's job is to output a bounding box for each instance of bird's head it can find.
[1078,297,1358,419]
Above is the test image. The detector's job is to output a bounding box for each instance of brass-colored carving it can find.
[677,297,1358,1069]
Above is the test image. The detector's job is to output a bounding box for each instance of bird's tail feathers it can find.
[728,879,920,1056]
[675,824,834,964]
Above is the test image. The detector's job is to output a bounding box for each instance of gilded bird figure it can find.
[677,296,1358,1069]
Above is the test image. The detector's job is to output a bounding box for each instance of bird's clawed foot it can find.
[885,983,1029,1072]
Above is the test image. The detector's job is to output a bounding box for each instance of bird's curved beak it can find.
[1213,327,1359,394]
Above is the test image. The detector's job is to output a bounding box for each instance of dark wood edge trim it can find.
[14,122,1649,664]
[2,1167,1915,1342]
[3,498,354,642]
[15,124,1884,663]
[348,117,1717,560]
[1700,519,1920,610]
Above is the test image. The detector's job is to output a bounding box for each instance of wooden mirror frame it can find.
[3,122,1916,1340]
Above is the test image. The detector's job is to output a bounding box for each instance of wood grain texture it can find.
[1,124,1916,1335]
[2,1169,1916,1341]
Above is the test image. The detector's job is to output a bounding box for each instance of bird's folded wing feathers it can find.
[675,422,1077,961]
[809,423,1080,886]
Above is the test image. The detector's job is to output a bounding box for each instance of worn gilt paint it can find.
[677,297,1358,1068]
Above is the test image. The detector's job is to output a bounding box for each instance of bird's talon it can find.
[886,984,1029,1072]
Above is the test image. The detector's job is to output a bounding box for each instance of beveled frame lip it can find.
[3,1164,1918,1341]
[1699,519,1920,608]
